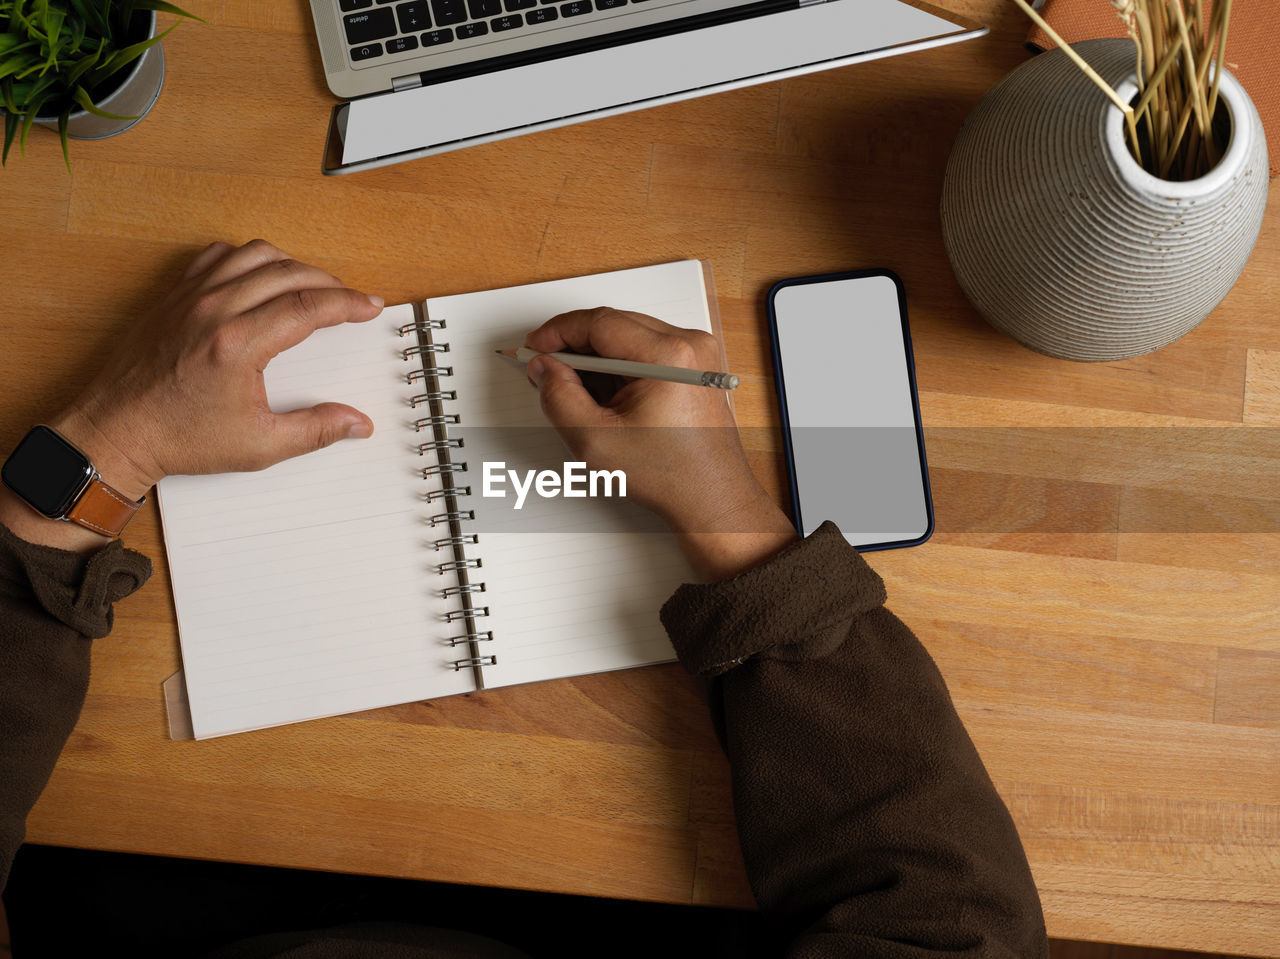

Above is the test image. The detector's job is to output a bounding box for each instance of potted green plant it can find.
[1,0,198,168]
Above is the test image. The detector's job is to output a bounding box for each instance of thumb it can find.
[529,355,609,429]
[265,403,374,464]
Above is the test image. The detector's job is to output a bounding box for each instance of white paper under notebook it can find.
[157,260,717,739]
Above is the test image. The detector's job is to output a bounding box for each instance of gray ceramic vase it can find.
[36,11,165,141]
[940,38,1268,362]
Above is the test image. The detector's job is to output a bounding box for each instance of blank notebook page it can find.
[158,306,474,739]
[427,260,710,689]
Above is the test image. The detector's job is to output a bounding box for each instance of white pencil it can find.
[496,347,740,390]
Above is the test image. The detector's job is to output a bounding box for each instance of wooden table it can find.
[3,1,1277,954]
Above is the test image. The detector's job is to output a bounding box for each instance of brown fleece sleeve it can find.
[0,523,151,892]
[661,522,1048,958]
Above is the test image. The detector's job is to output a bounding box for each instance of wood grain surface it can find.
[1,1,1276,954]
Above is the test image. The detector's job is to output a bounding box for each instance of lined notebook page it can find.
[426,260,710,689]
[157,305,474,739]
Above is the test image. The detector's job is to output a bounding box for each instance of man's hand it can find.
[1,240,384,551]
[525,307,798,582]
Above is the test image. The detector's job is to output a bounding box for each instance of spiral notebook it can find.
[157,260,717,739]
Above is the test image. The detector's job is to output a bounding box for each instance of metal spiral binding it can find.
[415,414,460,431]
[429,509,474,527]
[407,366,452,383]
[438,557,482,573]
[448,631,492,647]
[402,343,449,361]
[400,310,493,683]
[418,437,464,455]
[410,390,456,408]
[452,656,497,671]
[422,462,467,479]
[426,486,470,504]
[442,582,485,597]
[398,318,446,336]
[433,534,478,552]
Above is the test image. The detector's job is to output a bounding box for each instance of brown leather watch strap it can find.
[66,477,145,538]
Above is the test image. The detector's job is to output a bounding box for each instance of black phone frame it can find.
[766,268,934,552]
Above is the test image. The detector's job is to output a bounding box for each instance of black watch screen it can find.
[1,426,95,519]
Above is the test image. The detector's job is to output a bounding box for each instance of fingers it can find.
[217,256,349,317]
[182,241,384,360]
[178,241,341,314]
[197,238,294,288]
[181,241,234,281]
[529,355,613,430]
[182,239,355,303]
[260,403,374,468]
[244,285,386,360]
[525,308,704,366]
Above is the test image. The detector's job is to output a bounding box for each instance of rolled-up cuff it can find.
[0,524,152,639]
[660,521,886,677]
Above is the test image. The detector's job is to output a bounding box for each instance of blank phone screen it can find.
[769,271,932,550]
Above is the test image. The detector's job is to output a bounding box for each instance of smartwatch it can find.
[2,425,145,538]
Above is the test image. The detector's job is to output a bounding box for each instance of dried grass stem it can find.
[1018,0,1234,181]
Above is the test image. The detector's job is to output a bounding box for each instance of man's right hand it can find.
[524,307,798,582]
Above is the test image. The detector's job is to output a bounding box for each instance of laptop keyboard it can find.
[340,0,652,65]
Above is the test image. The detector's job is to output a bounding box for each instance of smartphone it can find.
[767,269,933,551]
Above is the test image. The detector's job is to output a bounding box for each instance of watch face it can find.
[1,426,95,519]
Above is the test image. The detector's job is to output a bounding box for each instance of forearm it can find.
[0,523,151,893]
[663,524,1047,957]
[722,618,1044,956]
[0,580,93,892]
[0,240,379,894]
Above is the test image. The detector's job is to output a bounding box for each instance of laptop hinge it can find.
[392,74,424,92]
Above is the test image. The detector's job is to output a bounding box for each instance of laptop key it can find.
[457,21,489,37]
[506,0,538,9]
[560,0,591,14]
[593,0,626,8]
[387,35,420,53]
[421,27,455,43]
[343,9,397,43]
[349,42,384,59]
[430,0,467,25]
[526,6,557,23]
[490,13,523,30]
[396,1,432,30]
[340,0,373,10]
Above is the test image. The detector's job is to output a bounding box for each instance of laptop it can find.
[313,0,984,173]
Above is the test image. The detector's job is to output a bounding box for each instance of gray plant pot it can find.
[35,10,165,141]
[940,38,1268,362]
